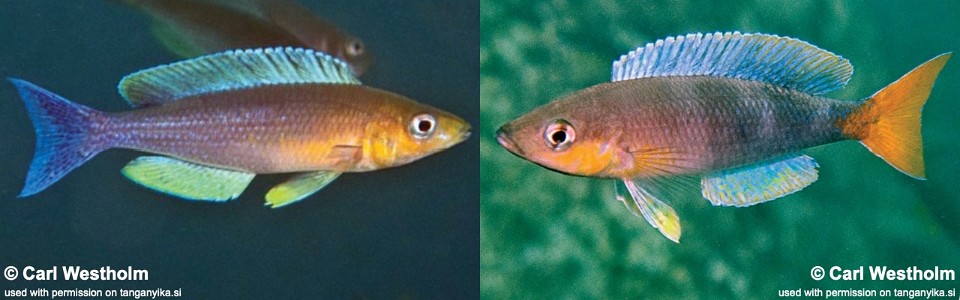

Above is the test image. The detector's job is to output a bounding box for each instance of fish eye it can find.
[346,39,365,57]
[409,113,436,140]
[544,120,575,151]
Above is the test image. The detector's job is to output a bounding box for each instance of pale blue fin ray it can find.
[121,156,255,201]
[611,32,852,94]
[614,181,644,218]
[701,155,819,207]
[119,47,360,107]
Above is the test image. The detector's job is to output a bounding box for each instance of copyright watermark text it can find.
[4,266,147,281]
[777,265,958,298]
[4,265,181,299]
[810,266,955,281]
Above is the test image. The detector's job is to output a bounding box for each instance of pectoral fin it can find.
[265,171,341,208]
[614,181,643,218]
[701,154,818,207]
[328,145,363,169]
[121,156,255,201]
[615,178,682,243]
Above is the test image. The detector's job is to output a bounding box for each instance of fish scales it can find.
[554,76,856,177]
[109,84,396,173]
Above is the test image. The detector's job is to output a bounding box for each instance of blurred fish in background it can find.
[119,0,373,74]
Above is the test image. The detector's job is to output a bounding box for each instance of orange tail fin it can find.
[840,53,951,179]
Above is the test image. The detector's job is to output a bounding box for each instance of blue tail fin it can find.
[9,79,111,197]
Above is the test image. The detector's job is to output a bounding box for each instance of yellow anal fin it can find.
[121,156,255,201]
[265,171,341,208]
[615,179,682,243]
[841,53,951,179]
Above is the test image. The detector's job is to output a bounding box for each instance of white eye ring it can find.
[409,113,436,139]
[346,39,365,57]
[544,119,575,151]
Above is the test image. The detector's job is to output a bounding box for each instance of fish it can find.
[11,47,469,207]
[120,0,373,75]
[495,32,950,242]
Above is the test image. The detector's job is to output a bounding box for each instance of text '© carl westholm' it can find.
[826,266,954,281]
[11,266,148,281]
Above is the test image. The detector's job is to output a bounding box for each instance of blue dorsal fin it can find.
[611,32,853,95]
[118,47,360,107]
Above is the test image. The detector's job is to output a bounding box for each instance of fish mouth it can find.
[457,125,472,143]
[495,126,525,156]
[495,125,587,178]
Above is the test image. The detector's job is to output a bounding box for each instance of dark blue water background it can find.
[0,1,479,298]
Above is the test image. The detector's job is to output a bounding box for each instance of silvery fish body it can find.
[496,32,951,242]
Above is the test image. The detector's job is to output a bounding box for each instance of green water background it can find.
[481,1,960,298]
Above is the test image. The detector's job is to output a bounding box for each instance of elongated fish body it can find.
[496,32,950,242]
[526,76,859,178]
[122,0,372,74]
[113,85,443,173]
[12,48,469,207]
